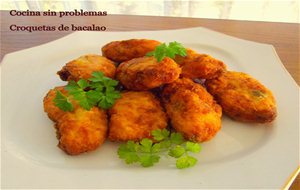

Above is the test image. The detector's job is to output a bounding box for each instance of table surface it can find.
[1,10,299,189]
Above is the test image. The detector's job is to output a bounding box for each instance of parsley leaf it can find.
[146,41,187,62]
[168,145,185,158]
[118,141,139,164]
[89,71,105,82]
[185,142,201,153]
[168,41,187,57]
[118,129,202,169]
[170,132,184,145]
[85,90,103,105]
[140,138,153,153]
[53,90,74,111]
[140,155,160,167]
[151,143,161,153]
[65,79,92,110]
[158,139,172,149]
[176,156,197,169]
[77,79,90,89]
[151,129,169,141]
[53,71,121,111]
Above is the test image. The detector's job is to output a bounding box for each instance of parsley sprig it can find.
[53,71,121,111]
[118,129,201,169]
[146,41,187,62]
[53,90,74,111]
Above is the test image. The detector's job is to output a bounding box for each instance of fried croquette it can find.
[116,56,181,90]
[162,78,222,142]
[101,39,161,63]
[57,54,116,81]
[108,91,167,142]
[205,71,277,123]
[56,107,108,155]
[174,49,226,79]
[43,87,108,155]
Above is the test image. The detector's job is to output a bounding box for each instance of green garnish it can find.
[118,129,201,169]
[54,71,121,111]
[146,41,187,62]
[53,90,74,112]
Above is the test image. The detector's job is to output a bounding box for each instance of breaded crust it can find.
[108,91,167,142]
[162,78,222,142]
[57,107,108,155]
[43,86,108,155]
[162,77,216,106]
[205,71,277,123]
[116,56,181,90]
[102,39,161,63]
[174,49,226,79]
[57,54,116,81]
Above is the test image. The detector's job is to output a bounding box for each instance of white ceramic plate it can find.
[1,27,299,189]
